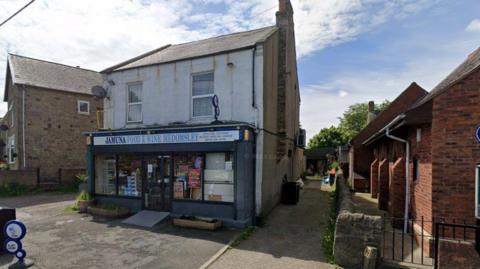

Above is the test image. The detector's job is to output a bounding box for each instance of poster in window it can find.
[174,182,184,199]
[188,168,201,188]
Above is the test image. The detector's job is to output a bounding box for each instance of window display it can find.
[204,153,234,202]
[118,155,142,197]
[95,155,116,195]
[174,154,203,200]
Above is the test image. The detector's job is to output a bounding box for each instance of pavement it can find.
[0,193,239,269]
[209,180,337,269]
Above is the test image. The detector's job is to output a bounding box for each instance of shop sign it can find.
[94,130,240,146]
[4,220,27,261]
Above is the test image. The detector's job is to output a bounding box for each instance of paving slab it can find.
[209,181,337,269]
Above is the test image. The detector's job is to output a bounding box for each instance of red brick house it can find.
[348,82,428,192]
[358,47,480,240]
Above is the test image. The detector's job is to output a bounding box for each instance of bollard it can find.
[363,245,378,269]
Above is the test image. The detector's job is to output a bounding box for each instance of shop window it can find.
[413,158,419,182]
[118,155,142,197]
[127,82,142,122]
[77,100,90,115]
[174,154,203,200]
[204,152,234,202]
[192,72,214,117]
[95,155,116,195]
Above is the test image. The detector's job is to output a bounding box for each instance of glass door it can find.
[145,156,172,211]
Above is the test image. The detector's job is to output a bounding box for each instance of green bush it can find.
[77,191,92,201]
[0,183,41,197]
[329,161,340,171]
[322,188,339,263]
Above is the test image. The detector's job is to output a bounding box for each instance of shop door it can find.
[145,156,172,211]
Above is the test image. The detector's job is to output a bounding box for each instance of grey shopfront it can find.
[85,125,255,227]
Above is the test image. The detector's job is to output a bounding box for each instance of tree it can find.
[338,100,390,139]
[307,126,350,149]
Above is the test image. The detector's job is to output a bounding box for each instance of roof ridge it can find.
[169,25,277,47]
[8,53,100,74]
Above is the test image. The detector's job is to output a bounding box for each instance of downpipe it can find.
[386,127,410,233]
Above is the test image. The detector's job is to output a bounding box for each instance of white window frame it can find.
[77,100,90,115]
[191,72,214,118]
[126,82,143,123]
[7,135,15,164]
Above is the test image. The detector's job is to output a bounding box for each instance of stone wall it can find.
[333,172,383,268]
[0,169,38,186]
[438,239,480,269]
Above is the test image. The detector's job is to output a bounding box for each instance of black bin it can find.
[281,182,300,205]
[0,207,16,253]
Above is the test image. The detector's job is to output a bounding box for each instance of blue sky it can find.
[0,0,479,140]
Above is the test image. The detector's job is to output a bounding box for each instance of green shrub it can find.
[322,189,339,263]
[77,191,92,201]
[0,183,41,197]
[329,161,340,171]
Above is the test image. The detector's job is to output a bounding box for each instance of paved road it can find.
[0,193,238,269]
[209,181,337,269]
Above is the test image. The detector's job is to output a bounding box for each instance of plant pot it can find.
[78,183,88,193]
[78,200,93,213]
[173,218,222,231]
[88,206,130,218]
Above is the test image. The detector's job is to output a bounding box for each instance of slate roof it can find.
[103,26,278,73]
[412,47,480,108]
[4,54,102,101]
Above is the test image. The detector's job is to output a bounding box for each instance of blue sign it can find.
[476,126,480,143]
[4,220,27,261]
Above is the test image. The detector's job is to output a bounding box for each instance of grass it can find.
[322,187,338,264]
[231,226,257,247]
[64,203,79,213]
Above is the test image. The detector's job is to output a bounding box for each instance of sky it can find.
[0,0,479,141]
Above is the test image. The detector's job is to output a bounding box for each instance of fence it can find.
[382,216,480,269]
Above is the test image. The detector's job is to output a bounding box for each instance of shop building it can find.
[85,0,304,227]
[0,54,103,181]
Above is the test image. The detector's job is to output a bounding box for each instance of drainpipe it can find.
[385,123,409,233]
[22,85,26,168]
[251,46,256,107]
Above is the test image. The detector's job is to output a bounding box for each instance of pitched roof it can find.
[4,54,102,101]
[413,47,480,108]
[351,82,428,146]
[103,26,278,73]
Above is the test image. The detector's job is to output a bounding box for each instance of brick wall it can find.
[438,239,480,269]
[431,68,480,224]
[378,158,389,210]
[24,86,102,181]
[370,159,379,198]
[389,157,405,219]
[409,124,433,234]
[0,169,38,186]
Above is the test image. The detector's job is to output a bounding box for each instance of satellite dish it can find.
[0,124,8,131]
[91,85,108,99]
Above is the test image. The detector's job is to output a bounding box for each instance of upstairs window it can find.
[127,82,142,123]
[192,72,214,117]
[413,158,419,182]
[77,100,90,115]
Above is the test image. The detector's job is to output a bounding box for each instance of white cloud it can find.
[466,19,480,32]
[0,0,438,116]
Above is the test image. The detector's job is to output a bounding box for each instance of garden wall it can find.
[0,169,38,186]
[333,171,383,268]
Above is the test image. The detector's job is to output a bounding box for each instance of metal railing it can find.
[433,221,480,269]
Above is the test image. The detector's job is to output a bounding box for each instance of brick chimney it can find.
[367,101,376,124]
[275,0,296,162]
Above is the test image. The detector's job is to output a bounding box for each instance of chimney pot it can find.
[368,101,375,112]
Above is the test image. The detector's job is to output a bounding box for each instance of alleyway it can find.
[209,180,337,269]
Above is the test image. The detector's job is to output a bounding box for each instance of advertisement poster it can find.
[188,168,201,188]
